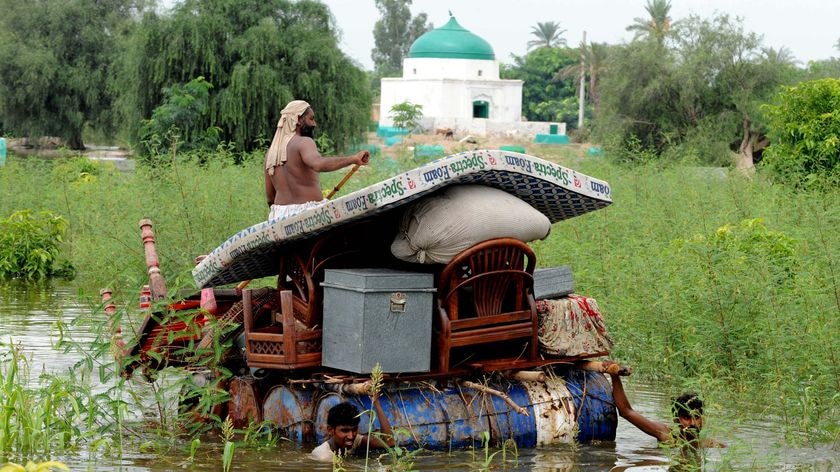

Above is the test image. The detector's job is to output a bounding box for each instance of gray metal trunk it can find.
[321,268,436,374]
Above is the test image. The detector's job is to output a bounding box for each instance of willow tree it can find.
[122,0,371,153]
[0,0,135,149]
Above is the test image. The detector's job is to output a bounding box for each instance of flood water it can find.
[0,281,836,471]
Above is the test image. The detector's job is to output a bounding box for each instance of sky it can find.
[320,0,840,70]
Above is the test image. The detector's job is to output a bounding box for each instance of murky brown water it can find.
[0,281,836,471]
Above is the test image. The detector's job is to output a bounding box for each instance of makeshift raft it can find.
[114,149,620,449]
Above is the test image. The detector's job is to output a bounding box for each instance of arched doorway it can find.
[472,100,489,119]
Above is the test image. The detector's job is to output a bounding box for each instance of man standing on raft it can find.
[264,99,370,221]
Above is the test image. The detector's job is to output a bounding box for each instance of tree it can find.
[762,78,840,184]
[626,0,675,44]
[593,40,681,161]
[0,0,136,149]
[556,41,611,114]
[389,101,423,133]
[371,0,432,77]
[527,21,568,50]
[120,0,371,155]
[595,14,795,168]
[502,48,578,124]
[674,15,797,171]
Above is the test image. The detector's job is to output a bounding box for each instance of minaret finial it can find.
[448,10,453,17]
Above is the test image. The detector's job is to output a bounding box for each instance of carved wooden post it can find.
[139,218,167,300]
[100,288,126,358]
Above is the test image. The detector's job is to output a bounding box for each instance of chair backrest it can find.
[438,238,536,320]
[276,220,387,328]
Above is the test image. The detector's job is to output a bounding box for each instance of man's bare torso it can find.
[269,135,324,205]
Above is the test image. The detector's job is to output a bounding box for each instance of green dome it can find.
[408,16,495,60]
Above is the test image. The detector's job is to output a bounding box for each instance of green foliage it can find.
[626,0,676,44]
[139,77,220,159]
[530,158,838,442]
[121,0,371,153]
[389,102,423,133]
[372,0,431,77]
[221,417,234,472]
[0,342,100,462]
[527,21,567,50]
[762,78,840,185]
[1,148,838,446]
[595,14,796,167]
[0,0,135,149]
[502,47,579,123]
[0,211,74,280]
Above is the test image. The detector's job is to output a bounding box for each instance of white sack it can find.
[391,184,551,264]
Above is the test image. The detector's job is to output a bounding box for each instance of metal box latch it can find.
[390,292,406,313]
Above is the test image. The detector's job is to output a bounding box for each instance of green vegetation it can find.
[530,157,839,443]
[527,21,568,50]
[388,102,423,134]
[762,78,840,186]
[502,47,580,125]
[0,0,371,154]
[0,210,74,280]
[1,147,837,449]
[0,0,133,149]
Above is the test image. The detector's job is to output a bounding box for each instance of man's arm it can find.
[610,373,671,442]
[364,393,395,449]
[299,138,369,172]
[264,168,276,207]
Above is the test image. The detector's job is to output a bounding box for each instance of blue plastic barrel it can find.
[263,385,317,443]
[560,366,618,442]
[305,367,616,449]
[0,137,6,166]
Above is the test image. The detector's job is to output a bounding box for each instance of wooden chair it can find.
[243,289,322,370]
[434,238,540,373]
[247,221,388,370]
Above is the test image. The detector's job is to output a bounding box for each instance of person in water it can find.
[264,99,370,221]
[607,361,726,449]
[310,393,394,463]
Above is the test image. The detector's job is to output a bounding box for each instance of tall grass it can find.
[0,148,837,443]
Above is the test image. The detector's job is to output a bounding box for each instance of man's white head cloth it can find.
[265,100,311,175]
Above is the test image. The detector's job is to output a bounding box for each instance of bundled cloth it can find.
[536,295,613,357]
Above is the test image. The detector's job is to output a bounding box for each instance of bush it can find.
[0,210,75,280]
[763,78,840,185]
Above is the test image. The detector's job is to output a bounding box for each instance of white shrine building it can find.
[379,15,564,138]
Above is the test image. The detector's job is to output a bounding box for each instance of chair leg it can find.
[438,348,449,374]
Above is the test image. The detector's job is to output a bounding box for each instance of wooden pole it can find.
[139,219,167,300]
[325,164,361,200]
[576,360,633,376]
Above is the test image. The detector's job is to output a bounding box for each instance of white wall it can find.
[402,57,499,80]
[379,78,523,127]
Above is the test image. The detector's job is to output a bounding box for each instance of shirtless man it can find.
[264,99,370,221]
[607,361,725,449]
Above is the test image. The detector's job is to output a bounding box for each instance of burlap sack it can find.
[390,185,551,264]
